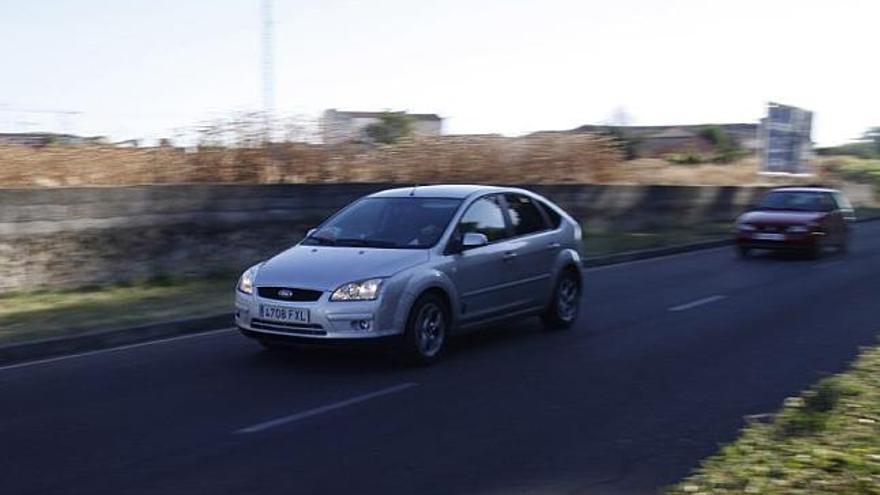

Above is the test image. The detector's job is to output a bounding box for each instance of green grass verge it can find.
[828,156,880,188]
[0,275,235,345]
[859,207,880,221]
[668,345,880,494]
[583,223,732,258]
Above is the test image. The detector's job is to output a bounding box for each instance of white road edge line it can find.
[668,295,727,312]
[0,327,236,372]
[236,382,420,435]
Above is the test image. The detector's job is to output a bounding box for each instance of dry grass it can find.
[610,157,837,187]
[0,133,623,187]
[0,139,864,188]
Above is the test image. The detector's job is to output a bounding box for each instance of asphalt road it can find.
[2,222,880,495]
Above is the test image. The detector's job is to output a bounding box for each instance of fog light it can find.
[350,319,373,331]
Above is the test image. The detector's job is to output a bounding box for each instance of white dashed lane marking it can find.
[668,295,727,312]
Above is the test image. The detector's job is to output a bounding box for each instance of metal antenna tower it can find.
[261,0,275,139]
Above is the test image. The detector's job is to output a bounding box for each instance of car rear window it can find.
[504,194,549,236]
[535,199,562,228]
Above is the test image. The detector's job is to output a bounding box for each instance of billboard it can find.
[761,102,813,174]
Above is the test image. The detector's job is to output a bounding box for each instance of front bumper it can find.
[238,327,399,348]
[234,290,404,342]
[736,231,824,250]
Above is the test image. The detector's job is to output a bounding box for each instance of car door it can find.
[832,192,856,222]
[501,193,556,309]
[822,192,846,245]
[448,194,524,324]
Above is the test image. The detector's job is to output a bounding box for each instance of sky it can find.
[1,0,878,145]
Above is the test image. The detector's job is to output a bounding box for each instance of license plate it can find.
[260,304,310,324]
[753,233,785,241]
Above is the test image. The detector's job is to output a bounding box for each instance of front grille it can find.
[250,318,326,336]
[257,287,323,302]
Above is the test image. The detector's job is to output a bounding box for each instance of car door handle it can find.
[546,242,561,250]
[502,251,518,262]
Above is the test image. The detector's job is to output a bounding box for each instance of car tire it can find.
[541,270,581,331]
[399,293,449,365]
[737,245,751,258]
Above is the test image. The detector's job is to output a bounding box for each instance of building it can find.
[571,123,762,157]
[321,109,442,144]
[0,132,105,147]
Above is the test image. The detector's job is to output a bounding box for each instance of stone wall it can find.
[1,183,875,293]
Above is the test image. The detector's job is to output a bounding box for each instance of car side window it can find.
[536,200,562,228]
[819,193,836,212]
[832,192,853,211]
[457,195,509,242]
[504,194,549,236]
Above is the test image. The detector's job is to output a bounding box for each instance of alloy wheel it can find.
[415,302,446,357]
[556,277,579,322]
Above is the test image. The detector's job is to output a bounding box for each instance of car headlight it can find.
[786,225,809,233]
[237,265,258,295]
[738,223,756,232]
[330,278,383,301]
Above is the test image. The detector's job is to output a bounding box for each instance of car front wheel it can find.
[400,293,449,365]
[542,270,581,330]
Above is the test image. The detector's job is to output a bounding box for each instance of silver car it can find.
[235,185,583,363]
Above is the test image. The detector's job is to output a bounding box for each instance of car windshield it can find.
[302,197,462,249]
[757,191,831,212]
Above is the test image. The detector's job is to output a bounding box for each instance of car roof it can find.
[770,187,840,194]
[369,184,507,199]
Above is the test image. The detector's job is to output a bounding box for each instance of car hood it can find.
[738,210,826,225]
[255,245,431,291]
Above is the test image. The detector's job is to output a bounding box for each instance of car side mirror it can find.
[306,228,317,238]
[461,232,489,249]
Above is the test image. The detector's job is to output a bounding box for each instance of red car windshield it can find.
[758,191,832,212]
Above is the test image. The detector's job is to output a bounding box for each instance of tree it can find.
[364,112,414,144]
[861,127,880,155]
[699,125,748,163]
[818,127,880,158]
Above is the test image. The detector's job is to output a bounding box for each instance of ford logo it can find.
[278,289,293,298]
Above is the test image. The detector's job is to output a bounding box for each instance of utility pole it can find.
[262,0,275,141]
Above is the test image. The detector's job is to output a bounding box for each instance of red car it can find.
[735,187,855,258]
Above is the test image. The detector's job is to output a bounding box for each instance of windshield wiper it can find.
[304,235,337,246]
[760,206,813,212]
[334,238,398,248]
